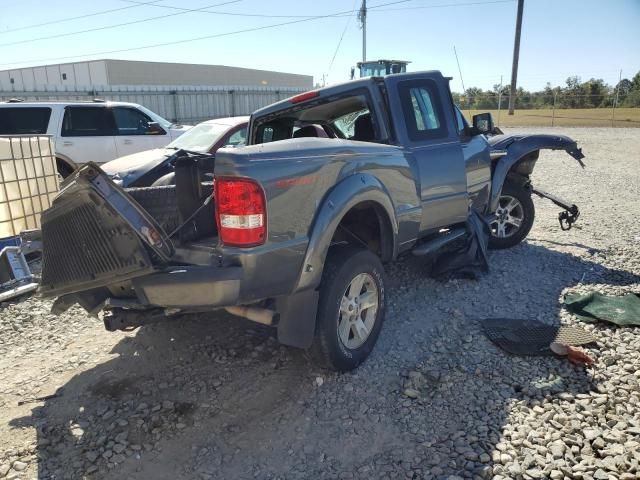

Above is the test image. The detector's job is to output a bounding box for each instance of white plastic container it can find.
[0,135,58,238]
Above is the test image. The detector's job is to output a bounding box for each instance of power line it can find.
[121,0,515,17]
[0,0,242,48]
[0,0,511,39]
[328,0,360,72]
[0,0,166,35]
[120,0,339,18]
[0,0,412,68]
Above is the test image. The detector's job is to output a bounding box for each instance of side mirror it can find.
[472,112,494,135]
[146,122,165,135]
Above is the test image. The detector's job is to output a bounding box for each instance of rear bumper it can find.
[132,265,242,308]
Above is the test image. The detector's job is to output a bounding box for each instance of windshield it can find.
[360,65,387,77]
[167,122,230,152]
[136,105,173,129]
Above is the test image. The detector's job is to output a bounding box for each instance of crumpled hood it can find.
[102,148,173,187]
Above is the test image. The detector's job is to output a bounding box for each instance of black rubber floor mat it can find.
[479,318,596,356]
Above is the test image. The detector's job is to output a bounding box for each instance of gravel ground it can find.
[1,127,639,480]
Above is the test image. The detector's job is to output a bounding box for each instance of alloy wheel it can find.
[491,195,525,238]
[337,273,379,350]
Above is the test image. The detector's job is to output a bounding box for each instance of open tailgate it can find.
[39,163,174,298]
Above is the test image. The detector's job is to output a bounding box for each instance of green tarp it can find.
[564,292,640,326]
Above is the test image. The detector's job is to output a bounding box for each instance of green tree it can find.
[615,78,632,96]
[450,72,640,110]
[562,76,584,108]
[582,78,609,107]
[623,72,640,107]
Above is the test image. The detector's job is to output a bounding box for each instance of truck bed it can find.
[126,183,214,236]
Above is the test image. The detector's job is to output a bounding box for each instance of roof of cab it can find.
[251,70,445,118]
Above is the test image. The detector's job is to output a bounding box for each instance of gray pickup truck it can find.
[39,71,584,371]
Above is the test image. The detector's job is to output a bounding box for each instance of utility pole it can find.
[612,68,622,126]
[359,0,367,62]
[497,75,503,126]
[508,0,524,115]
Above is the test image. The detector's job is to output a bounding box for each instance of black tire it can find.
[56,158,74,179]
[311,247,386,372]
[489,179,535,249]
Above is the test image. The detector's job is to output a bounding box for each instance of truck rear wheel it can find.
[311,247,386,372]
[489,180,535,249]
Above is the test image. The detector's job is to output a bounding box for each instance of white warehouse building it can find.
[0,59,312,124]
[0,59,313,91]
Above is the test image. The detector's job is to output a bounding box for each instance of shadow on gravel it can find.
[527,237,604,255]
[8,241,640,479]
[9,313,315,479]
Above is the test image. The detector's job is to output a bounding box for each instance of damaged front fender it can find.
[488,134,585,212]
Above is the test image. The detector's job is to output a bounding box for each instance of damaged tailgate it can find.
[39,163,173,298]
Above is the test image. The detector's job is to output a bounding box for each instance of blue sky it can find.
[0,0,638,92]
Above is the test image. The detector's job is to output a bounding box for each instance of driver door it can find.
[384,73,468,233]
[112,107,165,157]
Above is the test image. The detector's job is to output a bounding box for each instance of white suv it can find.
[0,100,191,176]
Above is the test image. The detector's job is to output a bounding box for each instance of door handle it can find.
[62,141,73,146]
[123,139,133,145]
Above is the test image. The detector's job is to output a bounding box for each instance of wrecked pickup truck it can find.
[39,71,585,371]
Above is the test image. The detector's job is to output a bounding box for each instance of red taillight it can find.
[215,177,266,247]
[290,90,319,104]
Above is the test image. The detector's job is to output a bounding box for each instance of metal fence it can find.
[4,86,638,128]
[0,84,307,124]
[455,93,639,127]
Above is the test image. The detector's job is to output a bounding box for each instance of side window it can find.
[399,80,447,141]
[61,107,114,137]
[0,107,51,134]
[112,107,159,136]
[225,127,247,147]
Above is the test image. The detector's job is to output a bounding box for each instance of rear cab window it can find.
[0,107,51,134]
[61,107,115,137]
[398,79,447,141]
[252,89,378,145]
